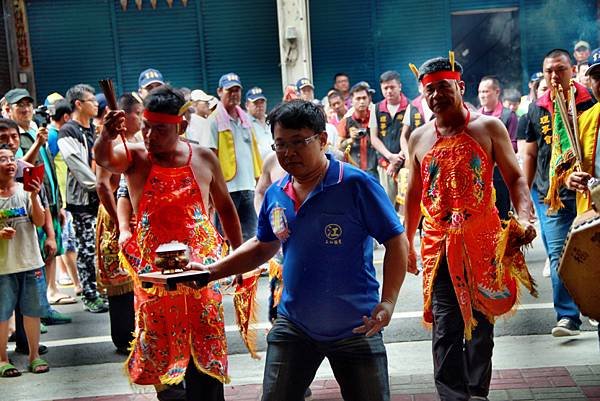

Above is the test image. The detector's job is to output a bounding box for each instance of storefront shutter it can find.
[26,0,117,100]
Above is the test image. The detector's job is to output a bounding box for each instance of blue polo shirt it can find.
[256,155,404,341]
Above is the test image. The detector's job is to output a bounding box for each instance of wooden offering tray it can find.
[139,269,210,291]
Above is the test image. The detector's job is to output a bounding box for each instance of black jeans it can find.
[262,317,390,401]
[493,166,511,220]
[108,291,135,351]
[432,259,494,401]
[215,190,257,242]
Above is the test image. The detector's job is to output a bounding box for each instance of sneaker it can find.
[41,309,72,325]
[40,323,48,334]
[543,258,551,277]
[590,319,599,327]
[552,318,581,337]
[83,297,109,313]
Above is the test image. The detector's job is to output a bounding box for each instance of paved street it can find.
[4,232,600,400]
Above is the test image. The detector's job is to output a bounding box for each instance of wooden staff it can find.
[98,79,131,163]
[555,84,581,166]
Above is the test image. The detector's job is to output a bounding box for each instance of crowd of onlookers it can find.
[0,38,597,380]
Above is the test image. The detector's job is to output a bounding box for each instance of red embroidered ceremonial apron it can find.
[120,143,229,385]
[420,111,531,340]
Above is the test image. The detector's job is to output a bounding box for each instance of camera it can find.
[34,105,51,128]
[356,128,368,138]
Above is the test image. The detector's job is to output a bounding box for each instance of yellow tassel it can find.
[408,63,419,80]
[178,100,193,116]
[344,144,359,167]
[449,51,455,72]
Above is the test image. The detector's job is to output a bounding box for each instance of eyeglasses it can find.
[80,98,98,104]
[271,133,321,152]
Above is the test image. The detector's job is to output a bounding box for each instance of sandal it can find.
[0,363,21,378]
[28,358,49,374]
[49,294,77,305]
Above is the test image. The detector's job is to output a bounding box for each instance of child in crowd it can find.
[0,143,49,377]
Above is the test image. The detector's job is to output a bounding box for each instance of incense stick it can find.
[98,78,131,163]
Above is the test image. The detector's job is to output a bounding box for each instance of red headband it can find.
[421,71,461,86]
[143,110,183,124]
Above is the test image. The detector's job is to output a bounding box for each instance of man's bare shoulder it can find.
[193,143,218,161]
[410,120,436,144]
[469,112,505,134]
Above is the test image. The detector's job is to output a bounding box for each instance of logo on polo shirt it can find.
[324,223,342,245]
[270,205,290,242]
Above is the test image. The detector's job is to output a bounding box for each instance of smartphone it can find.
[23,164,45,191]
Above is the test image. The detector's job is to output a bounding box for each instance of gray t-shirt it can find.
[0,183,44,275]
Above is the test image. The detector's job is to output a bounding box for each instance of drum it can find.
[558,209,600,320]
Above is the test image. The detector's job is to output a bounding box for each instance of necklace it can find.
[291,159,329,187]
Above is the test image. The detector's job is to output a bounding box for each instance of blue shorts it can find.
[0,269,44,321]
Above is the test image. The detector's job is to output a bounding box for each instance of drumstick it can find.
[99,79,132,163]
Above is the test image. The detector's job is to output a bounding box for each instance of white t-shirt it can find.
[368,102,401,132]
[186,114,210,147]
[0,183,44,275]
[250,117,274,161]
[402,99,434,126]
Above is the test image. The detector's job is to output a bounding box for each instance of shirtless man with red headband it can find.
[94,85,242,401]
[404,57,537,401]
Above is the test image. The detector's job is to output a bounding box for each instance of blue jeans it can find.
[262,317,390,401]
[532,189,581,326]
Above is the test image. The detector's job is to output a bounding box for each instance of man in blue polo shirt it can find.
[196,99,408,401]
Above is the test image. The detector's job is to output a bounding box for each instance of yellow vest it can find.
[576,102,600,214]
[217,127,262,182]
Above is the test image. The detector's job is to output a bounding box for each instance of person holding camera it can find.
[337,82,378,178]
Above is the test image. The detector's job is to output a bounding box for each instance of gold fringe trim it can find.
[233,272,261,360]
[105,281,134,297]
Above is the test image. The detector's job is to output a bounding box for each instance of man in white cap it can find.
[573,40,591,64]
[186,89,217,146]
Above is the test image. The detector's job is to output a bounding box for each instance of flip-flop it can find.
[49,294,77,305]
[0,363,21,378]
[28,358,49,374]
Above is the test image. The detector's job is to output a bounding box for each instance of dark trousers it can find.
[262,317,389,401]
[215,190,257,242]
[108,292,135,351]
[493,166,511,220]
[185,358,225,401]
[432,259,494,401]
[157,359,224,401]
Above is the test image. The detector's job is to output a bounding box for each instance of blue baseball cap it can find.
[529,72,543,82]
[138,68,164,89]
[96,93,107,111]
[218,72,242,89]
[296,78,314,90]
[246,87,266,102]
[586,48,600,76]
